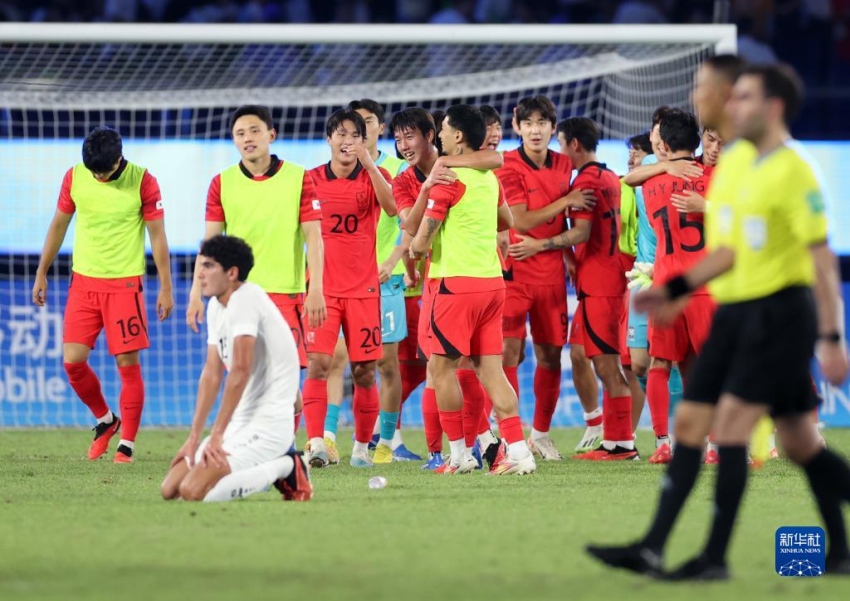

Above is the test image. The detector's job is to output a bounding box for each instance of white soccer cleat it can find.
[306,439,329,468]
[487,451,536,475]
[443,452,478,475]
[575,425,604,454]
[350,447,374,468]
[528,436,563,460]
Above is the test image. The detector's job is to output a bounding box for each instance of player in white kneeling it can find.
[161,235,312,502]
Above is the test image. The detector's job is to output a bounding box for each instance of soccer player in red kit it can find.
[642,110,716,464]
[496,96,596,461]
[392,107,504,469]
[411,104,534,475]
[510,117,634,460]
[32,127,174,463]
[303,109,397,469]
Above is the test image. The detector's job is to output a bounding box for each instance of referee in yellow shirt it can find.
[588,62,850,580]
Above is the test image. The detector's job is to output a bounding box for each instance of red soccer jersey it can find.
[496,147,572,284]
[570,162,626,297]
[393,165,427,215]
[308,161,391,298]
[643,163,715,294]
[205,155,320,223]
[57,160,163,221]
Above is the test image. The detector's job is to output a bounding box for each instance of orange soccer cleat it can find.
[87,417,121,460]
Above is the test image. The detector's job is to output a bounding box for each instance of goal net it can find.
[0,23,736,428]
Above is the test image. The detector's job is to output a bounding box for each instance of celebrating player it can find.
[302,109,396,469]
[588,60,850,580]
[186,104,325,443]
[496,96,595,461]
[160,236,312,503]
[411,104,534,475]
[32,127,173,463]
[641,110,715,464]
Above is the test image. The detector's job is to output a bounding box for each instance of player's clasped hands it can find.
[508,234,544,261]
[404,269,420,289]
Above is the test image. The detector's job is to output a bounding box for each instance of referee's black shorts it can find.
[685,286,820,417]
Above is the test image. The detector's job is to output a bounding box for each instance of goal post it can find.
[0,23,737,428]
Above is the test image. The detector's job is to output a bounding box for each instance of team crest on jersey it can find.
[156,200,164,211]
[427,199,435,209]
[356,192,369,212]
[312,199,321,211]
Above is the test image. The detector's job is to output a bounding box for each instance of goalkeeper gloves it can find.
[626,261,654,292]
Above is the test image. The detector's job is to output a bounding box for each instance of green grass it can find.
[1,429,849,601]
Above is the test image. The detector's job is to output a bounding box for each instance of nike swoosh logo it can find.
[364,348,378,354]
[528,187,539,193]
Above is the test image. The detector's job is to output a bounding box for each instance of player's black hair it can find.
[82,127,123,174]
[659,110,701,153]
[651,105,678,128]
[627,132,653,155]
[479,105,501,127]
[515,95,557,126]
[557,117,600,152]
[325,109,367,140]
[703,54,746,85]
[445,104,486,152]
[431,109,446,155]
[389,107,435,142]
[199,235,254,282]
[739,63,805,124]
[229,105,274,132]
[347,99,387,124]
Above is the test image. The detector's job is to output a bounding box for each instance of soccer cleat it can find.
[307,439,329,469]
[392,444,422,462]
[574,425,603,454]
[369,433,380,451]
[704,449,720,465]
[324,437,340,465]
[483,440,506,470]
[574,446,639,461]
[373,443,394,464]
[434,456,452,474]
[350,448,374,468]
[88,416,122,460]
[274,450,313,501]
[487,451,536,475]
[421,451,445,470]
[665,555,729,581]
[471,440,483,469]
[528,435,564,461]
[586,543,663,578]
[113,444,134,464]
[648,442,672,464]
[442,453,478,475]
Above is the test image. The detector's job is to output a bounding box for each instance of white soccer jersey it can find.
[206,282,300,427]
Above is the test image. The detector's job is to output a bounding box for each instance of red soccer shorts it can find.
[305,295,382,362]
[502,281,568,346]
[417,280,439,361]
[619,290,631,368]
[268,293,308,368]
[568,296,624,358]
[64,273,149,356]
[429,288,506,357]
[649,294,717,362]
[398,295,422,362]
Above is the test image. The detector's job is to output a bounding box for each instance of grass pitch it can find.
[1,429,848,601]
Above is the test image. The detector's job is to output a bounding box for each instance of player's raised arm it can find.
[33,208,73,307]
[355,140,396,217]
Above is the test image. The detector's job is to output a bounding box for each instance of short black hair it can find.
[703,54,746,85]
[199,235,254,282]
[557,117,600,152]
[326,109,367,140]
[230,105,274,132]
[347,99,386,124]
[389,107,435,141]
[627,132,653,155]
[659,110,701,153]
[651,105,676,128]
[739,63,805,124]
[82,127,123,173]
[515,95,557,126]
[431,109,446,155]
[445,104,486,152]
[479,105,501,127]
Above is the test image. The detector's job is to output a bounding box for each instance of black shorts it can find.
[685,286,820,418]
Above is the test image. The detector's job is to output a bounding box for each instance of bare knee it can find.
[672,403,712,447]
[351,362,377,388]
[161,480,181,501]
[307,354,332,380]
[535,344,562,372]
[570,345,589,369]
[178,479,206,502]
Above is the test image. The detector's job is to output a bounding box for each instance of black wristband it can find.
[665,275,693,300]
[820,331,842,344]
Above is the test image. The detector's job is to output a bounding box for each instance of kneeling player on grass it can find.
[411,104,534,476]
[161,236,311,502]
